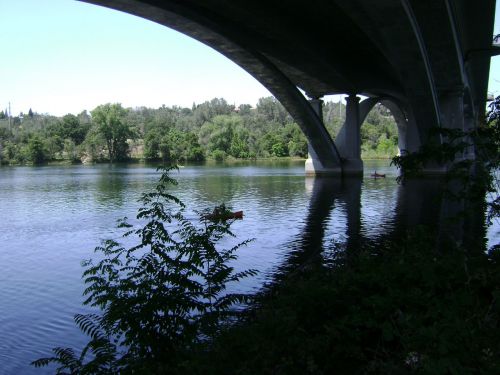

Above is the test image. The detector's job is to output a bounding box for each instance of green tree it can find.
[63,139,79,162]
[361,122,380,150]
[167,128,187,161]
[44,135,63,160]
[193,98,234,126]
[2,141,22,164]
[58,114,90,145]
[0,127,12,141]
[282,123,307,157]
[159,135,172,162]
[82,127,105,162]
[211,149,226,161]
[183,132,205,161]
[376,133,397,155]
[288,139,307,157]
[259,132,282,157]
[199,115,241,158]
[271,141,288,157]
[25,136,47,164]
[256,97,291,125]
[238,104,252,116]
[91,104,132,162]
[143,129,162,160]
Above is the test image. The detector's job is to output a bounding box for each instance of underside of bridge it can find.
[81,0,497,175]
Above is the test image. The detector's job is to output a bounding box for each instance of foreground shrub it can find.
[33,166,255,373]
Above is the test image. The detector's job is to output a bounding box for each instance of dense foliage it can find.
[32,166,256,373]
[0,98,397,165]
[203,230,500,374]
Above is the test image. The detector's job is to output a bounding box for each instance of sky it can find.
[0,0,499,117]
[0,0,271,116]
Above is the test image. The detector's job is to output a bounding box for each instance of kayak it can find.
[204,210,243,221]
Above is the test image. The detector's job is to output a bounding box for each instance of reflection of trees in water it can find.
[94,166,127,208]
[190,174,306,209]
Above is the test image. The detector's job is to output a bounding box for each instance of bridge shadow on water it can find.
[278,176,489,275]
[213,176,500,374]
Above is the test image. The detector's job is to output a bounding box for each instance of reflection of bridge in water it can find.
[280,176,488,273]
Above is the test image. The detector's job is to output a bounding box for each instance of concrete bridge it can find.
[82,0,497,175]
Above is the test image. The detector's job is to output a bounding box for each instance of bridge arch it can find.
[81,0,342,173]
[334,96,421,171]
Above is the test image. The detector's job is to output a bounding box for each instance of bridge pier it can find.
[305,90,473,177]
[463,102,476,161]
[342,95,364,175]
[441,88,474,163]
[379,100,420,156]
[305,146,342,176]
[305,98,342,176]
[334,94,364,176]
[419,88,472,174]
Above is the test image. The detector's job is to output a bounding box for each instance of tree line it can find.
[0,97,398,165]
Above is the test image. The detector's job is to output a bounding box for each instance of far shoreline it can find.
[0,156,397,168]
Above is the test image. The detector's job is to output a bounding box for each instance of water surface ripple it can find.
[0,160,497,374]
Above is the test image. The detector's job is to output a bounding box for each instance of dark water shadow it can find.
[274,177,362,277]
[274,175,489,282]
[226,177,498,374]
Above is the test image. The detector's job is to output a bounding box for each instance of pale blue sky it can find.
[0,0,499,116]
[0,0,271,116]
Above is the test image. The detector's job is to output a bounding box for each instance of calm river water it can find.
[0,160,498,374]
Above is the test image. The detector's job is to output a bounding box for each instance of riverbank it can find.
[189,228,500,374]
[0,155,399,168]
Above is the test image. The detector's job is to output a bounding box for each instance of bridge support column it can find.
[305,98,342,176]
[422,88,468,173]
[442,89,465,130]
[341,94,363,175]
[442,88,467,163]
[405,113,421,153]
[463,96,476,161]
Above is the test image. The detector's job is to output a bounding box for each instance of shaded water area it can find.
[0,160,497,374]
